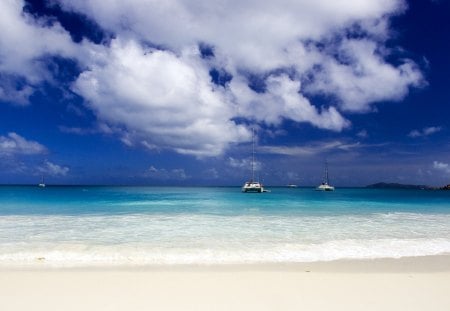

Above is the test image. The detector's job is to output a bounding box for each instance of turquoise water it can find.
[0,186,449,266]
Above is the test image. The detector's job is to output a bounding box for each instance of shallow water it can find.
[0,186,449,266]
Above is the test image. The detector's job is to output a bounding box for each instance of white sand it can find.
[1,256,450,311]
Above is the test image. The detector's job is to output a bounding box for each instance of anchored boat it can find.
[38,175,46,188]
[242,129,265,193]
[316,161,334,191]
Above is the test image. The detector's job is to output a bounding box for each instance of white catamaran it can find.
[38,175,46,188]
[316,161,334,191]
[242,129,264,193]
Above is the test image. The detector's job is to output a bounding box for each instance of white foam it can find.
[1,213,450,267]
[1,238,450,267]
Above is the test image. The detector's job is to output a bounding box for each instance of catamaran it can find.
[316,161,334,191]
[242,129,264,193]
[38,175,46,188]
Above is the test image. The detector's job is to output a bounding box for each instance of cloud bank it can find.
[1,0,424,156]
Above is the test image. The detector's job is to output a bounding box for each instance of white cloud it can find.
[58,123,114,135]
[408,126,442,138]
[2,0,424,157]
[433,161,450,174]
[423,127,441,135]
[0,133,69,178]
[74,40,350,156]
[0,74,34,105]
[63,0,421,156]
[37,160,70,177]
[408,130,421,138]
[357,130,368,138]
[59,0,405,72]
[146,165,188,180]
[260,141,361,156]
[0,132,47,155]
[74,40,250,157]
[0,0,80,103]
[228,157,251,169]
[230,74,350,130]
[58,126,94,135]
[305,39,424,112]
[228,157,262,171]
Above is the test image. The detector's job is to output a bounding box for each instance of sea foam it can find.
[0,212,450,267]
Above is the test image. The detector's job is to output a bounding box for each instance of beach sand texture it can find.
[1,256,450,311]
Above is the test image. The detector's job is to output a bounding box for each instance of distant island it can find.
[366,182,450,190]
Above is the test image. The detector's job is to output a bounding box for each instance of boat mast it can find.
[251,128,255,182]
[325,161,329,184]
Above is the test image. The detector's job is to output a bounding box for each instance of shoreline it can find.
[2,255,450,310]
[1,254,450,273]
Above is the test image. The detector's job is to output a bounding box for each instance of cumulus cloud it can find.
[433,161,450,174]
[2,0,425,156]
[73,40,349,156]
[37,160,70,177]
[74,40,250,157]
[408,126,442,138]
[59,0,404,71]
[0,74,34,105]
[230,74,350,130]
[62,0,422,156]
[0,132,47,155]
[306,39,424,112]
[0,0,80,103]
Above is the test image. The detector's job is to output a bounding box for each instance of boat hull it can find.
[316,184,334,191]
[242,182,264,193]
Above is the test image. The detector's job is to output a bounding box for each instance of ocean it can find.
[0,186,449,267]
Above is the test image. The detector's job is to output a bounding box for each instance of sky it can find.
[0,0,449,186]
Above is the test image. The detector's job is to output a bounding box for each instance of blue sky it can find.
[0,0,449,186]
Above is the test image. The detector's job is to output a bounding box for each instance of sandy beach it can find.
[1,255,450,311]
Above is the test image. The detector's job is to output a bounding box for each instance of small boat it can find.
[316,182,334,191]
[38,175,46,188]
[242,181,264,193]
[287,184,298,188]
[242,129,265,193]
[316,161,334,191]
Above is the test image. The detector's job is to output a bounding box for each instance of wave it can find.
[0,238,450,267]
[1,212,450,267]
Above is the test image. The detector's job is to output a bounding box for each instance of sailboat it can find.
[38,175,46,188]
[242,129,265,193]
[316,161,334,191]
